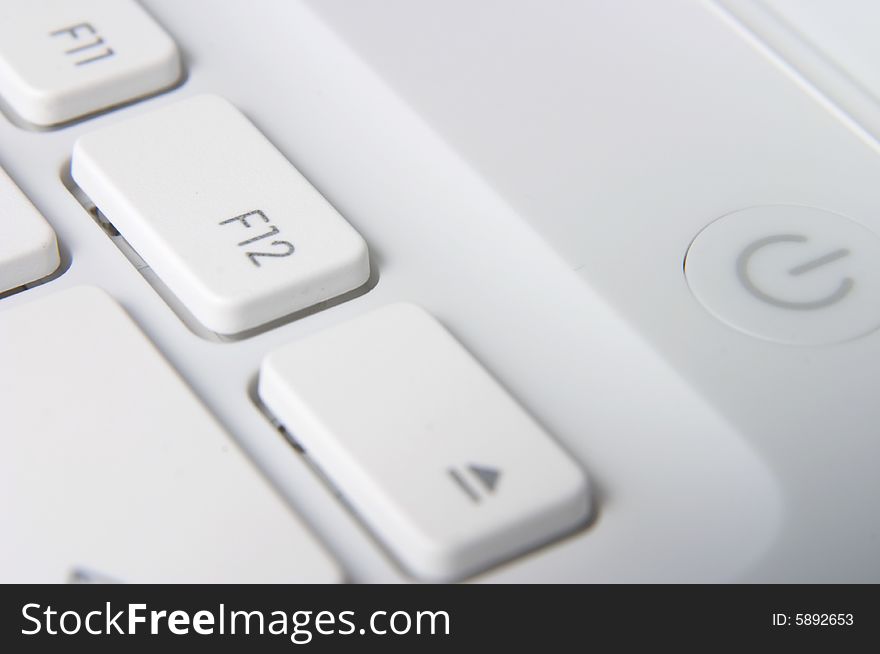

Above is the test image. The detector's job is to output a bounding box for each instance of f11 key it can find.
[0,0,181,126]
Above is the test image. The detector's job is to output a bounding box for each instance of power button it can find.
[684,205,880,345]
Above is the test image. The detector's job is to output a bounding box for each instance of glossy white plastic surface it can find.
[299,0,880,580]
[716,0,880,146]
[0,0,181,126]
[6,0,880,582]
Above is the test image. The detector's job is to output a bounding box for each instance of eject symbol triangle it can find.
[468,464,500,492]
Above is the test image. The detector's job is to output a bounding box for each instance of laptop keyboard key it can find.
[259,303,591,581]
[0,0,181,126]
[0,166,60,294]
[72,94,370,334]
[0,286,341,582]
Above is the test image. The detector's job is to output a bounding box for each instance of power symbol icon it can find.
[735,234,853,311]
[684,205,880,345]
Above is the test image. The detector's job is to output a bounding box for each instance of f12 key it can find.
[72,94,370,334]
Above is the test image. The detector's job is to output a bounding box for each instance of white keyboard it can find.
[2,0,880,583]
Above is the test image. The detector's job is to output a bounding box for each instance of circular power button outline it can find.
[684,205,880,346]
